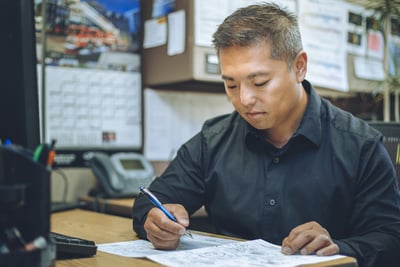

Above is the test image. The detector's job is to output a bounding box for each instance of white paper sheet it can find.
[354,56,385,81]
[194,0,296,47]
[168,10,185,56]
[97,233,237,258]
[143,89,233,161]
[298,0,349,91]
[143,17,167,49]
[147,239,346,267]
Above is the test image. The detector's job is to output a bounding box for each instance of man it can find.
[133,3,400,266]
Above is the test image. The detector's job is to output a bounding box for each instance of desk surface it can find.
[79,195,207,218]
[52,209,156,267]
[52,209,357,267]
[79,195,135,217]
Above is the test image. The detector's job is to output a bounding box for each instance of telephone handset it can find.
[88,152,154,198]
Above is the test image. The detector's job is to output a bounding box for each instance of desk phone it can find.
[88,152,154,198]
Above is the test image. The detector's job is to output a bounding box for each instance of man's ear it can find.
[294,51,307,82]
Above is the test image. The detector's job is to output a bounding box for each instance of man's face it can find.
[219,42,305,132]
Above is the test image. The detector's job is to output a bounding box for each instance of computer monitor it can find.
[35,0,142,167]
[0,0,40,151]
[368,121,400,188]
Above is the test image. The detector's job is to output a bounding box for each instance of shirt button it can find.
[268,199,276,206]
[273,157,279,164]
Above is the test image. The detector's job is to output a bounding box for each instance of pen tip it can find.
[187,231,193,239]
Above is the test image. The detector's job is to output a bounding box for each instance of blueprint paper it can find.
[97,233,237,258]
[147,239,346,267]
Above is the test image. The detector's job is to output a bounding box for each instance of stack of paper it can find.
[98,234,345,267]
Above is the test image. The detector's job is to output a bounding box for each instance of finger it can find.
[316,243,340,256]
[286,229,316,254]
[286,221,318,242]
[158,214,186,235]
[145,208,185,237]
[281,237,292,255]
[146,231,180,250]
[299,234,332,255]
[144,218,181,240]
[176,217,190,228]
[283,223,331,255]
[144,214,182,250]
[165,204,190,228]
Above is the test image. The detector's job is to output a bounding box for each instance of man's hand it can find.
[281,221,339,256]
[144,204,190,250]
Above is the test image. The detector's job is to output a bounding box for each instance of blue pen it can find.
[140,186,193,238]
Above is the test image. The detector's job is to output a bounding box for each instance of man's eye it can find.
[255,81,268,87]
[226,85,237,89]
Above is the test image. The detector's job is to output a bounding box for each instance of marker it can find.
[33,144,44,162]
[24,236,47,252]
[140,187,193,238]
[46,139,56,168]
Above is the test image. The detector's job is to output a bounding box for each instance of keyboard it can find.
[50,232,97,259]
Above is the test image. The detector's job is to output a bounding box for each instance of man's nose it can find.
[240,86,256,106]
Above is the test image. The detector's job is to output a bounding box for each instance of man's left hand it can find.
[281,221,339,256]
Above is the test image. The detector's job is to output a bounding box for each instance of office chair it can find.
[368,121,400,189]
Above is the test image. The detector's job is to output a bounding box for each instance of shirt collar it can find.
[295,80,322,147]
[244,80,322,148]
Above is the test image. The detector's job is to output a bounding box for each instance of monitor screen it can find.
[120,158,145,170]
[0,0,40,151]
[35,0,142,166]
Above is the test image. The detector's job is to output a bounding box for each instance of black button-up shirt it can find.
[133,80,400,266]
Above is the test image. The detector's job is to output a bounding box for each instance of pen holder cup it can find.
[0,145,56,266]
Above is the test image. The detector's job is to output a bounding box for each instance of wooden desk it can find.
[52,209,155,267]
[79,195,207,218]
[79,195,215,232]
[79,195,135,217]
[52,209,357,267]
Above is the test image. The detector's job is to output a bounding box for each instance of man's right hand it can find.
[144,204,190,250]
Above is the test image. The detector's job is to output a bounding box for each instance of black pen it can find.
[140,187,193,238]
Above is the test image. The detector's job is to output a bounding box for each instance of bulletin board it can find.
[193,0,398,94]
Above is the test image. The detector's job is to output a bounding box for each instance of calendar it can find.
[43,66,142,150]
